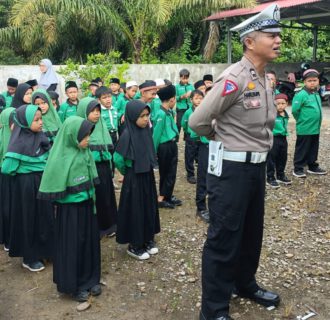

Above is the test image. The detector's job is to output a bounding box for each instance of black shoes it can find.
[169,195,182,206]
[266,178,280,189]
[277,175,292,185]
[293,169,306,178]
[197,209,210,223]
[307,167,327,175]
[158,201,175,209]
[200,311,233,320]
[73,290,90,302]
[187,176,197,184]
[90,284,102,296]
[237,287,280,307]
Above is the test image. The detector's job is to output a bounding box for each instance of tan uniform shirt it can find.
[189,56,276,152]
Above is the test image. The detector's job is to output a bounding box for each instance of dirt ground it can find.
[0,112,329,320]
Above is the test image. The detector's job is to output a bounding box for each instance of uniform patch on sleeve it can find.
[222,80,238,96]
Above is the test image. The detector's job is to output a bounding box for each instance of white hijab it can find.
[39,59,58,90]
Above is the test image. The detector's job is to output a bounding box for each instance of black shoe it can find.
[293,169,306,178]
[187,176,197,184]
[200,311,233,320]
[22,261,45,272]
[267,178,280,189]
[144,240,159,255]
[90,284,102,296]
[196,210,210,223]
[127,245,150,260]
[170,195,182,206]
[158,201,175,209]
[307,167,327,175]
[277,175,292,185]
[238,287,280,307]
[73,290,90,302]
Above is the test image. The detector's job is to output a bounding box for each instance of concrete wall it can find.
[1,62,329,101]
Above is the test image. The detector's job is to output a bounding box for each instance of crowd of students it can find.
[0,65,326,303]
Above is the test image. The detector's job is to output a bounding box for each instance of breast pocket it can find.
[242,97,265,126]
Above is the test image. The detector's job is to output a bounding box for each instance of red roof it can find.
[206,0,322,21]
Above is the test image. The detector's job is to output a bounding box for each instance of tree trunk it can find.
[203,21,220,62]
[133,38,141,64]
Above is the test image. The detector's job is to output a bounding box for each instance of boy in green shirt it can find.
[153,85,181,209]
[58,81,79,122]
[175,69,194,137]
[266,93,291,188]
[1,78,18,108]
[87,79,99,98]
[292,69,327,177]
[109,78,123,106]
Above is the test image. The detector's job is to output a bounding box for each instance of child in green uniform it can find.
[150,79,166,124]
[38,116,101,302]
[266,93,291,188]
[2,105,54,272]
[181,90,204,184]
[115,80,138,135]
[32,89,62,143]
[87,79,99,98]
[203,74,213,88]
[292,69,327,177]
[0,107,16,251]
[109,78,123,106]
[1,78,18,108]
[77,97,117,237]
[175,69,194,137]
[194,80,206,95]
[58,81,79,122]
[153,85,181,209]
[266,70,280,94]
[0,95,5,113]
[11,83,32,108]
[114,100,160,260]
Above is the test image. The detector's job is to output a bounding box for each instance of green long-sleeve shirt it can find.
[111,92,124,106]
[152,107,179,152]
[114,95,131,120]
[150,97,162,123]
[1,91,13,109]
[273,111,289,136]
[1,152,49,175]
[101,106,119,132]
[58,100,79,123]
[175,82,194,110]
[113,152,132,175]
[292,88,322,135]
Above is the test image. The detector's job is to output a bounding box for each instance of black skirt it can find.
[54,199,100,294]
[0,173,15,247]
[95,161,117,236]
[9,172,54,263]
[116,168,160,246]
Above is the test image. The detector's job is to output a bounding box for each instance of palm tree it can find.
[0,0,255,63]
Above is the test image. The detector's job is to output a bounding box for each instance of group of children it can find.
[0,68,214,303]
[0,66,327,303]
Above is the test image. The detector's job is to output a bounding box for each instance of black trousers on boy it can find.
[185,135,199,178]
[201,161,266,318]
[293,134,319,171]
[196,143,208,211]
[109,131,118,177]
[266,135,288,180]
[157,141,178,201]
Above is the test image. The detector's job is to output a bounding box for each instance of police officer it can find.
[189,4,282,320]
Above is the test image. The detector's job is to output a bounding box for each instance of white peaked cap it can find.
[230,3,281,39]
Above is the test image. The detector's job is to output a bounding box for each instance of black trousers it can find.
[185,136,199,178]
[196,143,208,211]
[157,141,178,201]
[201,161,266,318]
[266,135,288,179]
[293,134,320,171]
[176,109,187,139]
[110,131,118,176]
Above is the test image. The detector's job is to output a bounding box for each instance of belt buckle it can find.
[251,152,261,163]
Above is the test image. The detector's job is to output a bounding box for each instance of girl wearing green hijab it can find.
[31,88,62,143]
[76,97,117,238]
[0,107,15,251]
[38,116,102,302]
[1,104,54,272]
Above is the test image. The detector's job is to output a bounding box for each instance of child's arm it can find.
[113,151,127,175]
[1,157,20,175]
[291,92,304,120]
[181,110,189,133]
[57,104,66,123]
[152,112,166,152]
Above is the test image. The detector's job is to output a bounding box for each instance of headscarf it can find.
[38,116,99,200]
[76,97,113,152]
[115,100,156,173]
[6,104,50,159]
[39,59,58,90]
[31,89,62,137]
[11,83,31,108]
[0,107,15,166]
